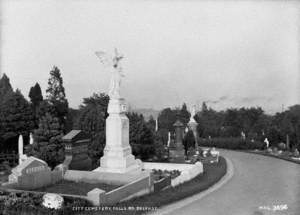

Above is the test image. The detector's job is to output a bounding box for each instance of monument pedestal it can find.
[97,98,142,174]
[169,147,185,163]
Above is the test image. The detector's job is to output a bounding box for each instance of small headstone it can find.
[42,193,64,209]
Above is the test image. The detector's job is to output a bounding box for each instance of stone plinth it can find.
[98,98,141,173]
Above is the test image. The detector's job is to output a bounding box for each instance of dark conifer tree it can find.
[0,89,35,148]
[0,73,13,104]
[46,66,69,129]
[27,113,64,168]
[29,82,43,112]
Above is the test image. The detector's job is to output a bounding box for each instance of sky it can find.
[1,0,300,114]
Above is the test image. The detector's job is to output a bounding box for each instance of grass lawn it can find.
[80,156,227,215]
[34,180,121,196]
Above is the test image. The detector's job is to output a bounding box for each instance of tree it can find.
[27,113,64,168]
[127,112,155,159]
[280,105,300,149]
[29,83,43,127]
[179,103,190,126]
[223,108,241,137]
[201,102,208,113]
[146,115,156,133]
[75,93,109,165]
[195,108,224,138]
[0,73,13,103]
[183,130,195,155]
[65,108,80,133]
[28,82,43,113]
[0,90,35,148]
[157,108,177,132]
[46,66,69,129]
[152,133,168,161]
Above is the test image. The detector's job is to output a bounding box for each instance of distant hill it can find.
[133,108,161,121]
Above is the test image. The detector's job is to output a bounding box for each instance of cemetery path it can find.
[157,150,300,215]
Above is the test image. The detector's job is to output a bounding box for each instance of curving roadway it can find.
[156,150,300,215]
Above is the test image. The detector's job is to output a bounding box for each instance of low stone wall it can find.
[153,176,171,192]
[86,173,153,206]
[63,169,154,206]
[51,170,64,185]
[3,169,64,190]
[171,162,203,187]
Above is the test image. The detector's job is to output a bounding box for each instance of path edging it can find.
[151,157,234,215]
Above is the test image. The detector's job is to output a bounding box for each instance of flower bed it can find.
[152,169,181,181]
[0,190,91,215]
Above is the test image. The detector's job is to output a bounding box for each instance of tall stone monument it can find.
[95,49,141,173]
[169,119,185,163]
[188,105,200,154]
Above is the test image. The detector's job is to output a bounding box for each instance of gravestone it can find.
[62,130,92,171]
[169,120,185,163]
[8,156,51,189]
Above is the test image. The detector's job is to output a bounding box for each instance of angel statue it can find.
[95,48,125,99]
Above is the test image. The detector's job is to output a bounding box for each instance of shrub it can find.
[199,137,264,150]
[278,142,286,150]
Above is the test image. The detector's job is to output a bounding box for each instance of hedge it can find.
[199,137,265,150]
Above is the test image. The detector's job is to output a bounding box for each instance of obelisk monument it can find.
[95,49,141,173]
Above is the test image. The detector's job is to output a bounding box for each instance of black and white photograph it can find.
[0,0,299,214]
